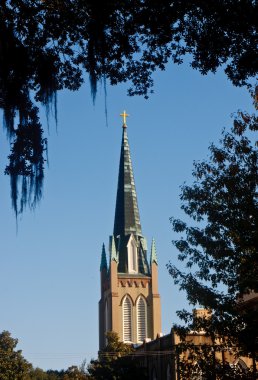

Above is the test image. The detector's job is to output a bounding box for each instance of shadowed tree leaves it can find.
[62,365,89,380]
[0,0,257,214]
[167,110,258,370]
[87,331,147,379]
[176,342,255,380]
[27,366,89,380]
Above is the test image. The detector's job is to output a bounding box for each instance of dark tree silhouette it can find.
[0,0,257,214]
[87,331,147,379]
[167,108,258,375]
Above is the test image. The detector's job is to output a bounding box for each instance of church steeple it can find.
[113,118,142,238]
[99,112,161,350]
[112,113,150,274]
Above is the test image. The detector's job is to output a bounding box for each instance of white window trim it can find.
[122,296,133,343]
[136,296,147,343]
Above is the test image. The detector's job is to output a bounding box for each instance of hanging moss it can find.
[35,51,58,125]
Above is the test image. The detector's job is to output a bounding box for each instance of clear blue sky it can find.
[0,61,254,371]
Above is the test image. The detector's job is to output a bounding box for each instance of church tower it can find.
[99,112,161,350]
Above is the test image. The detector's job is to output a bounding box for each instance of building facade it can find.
[99,112,162,350]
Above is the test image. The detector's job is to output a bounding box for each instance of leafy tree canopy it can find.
[0,330,32,379]
[0,330,89,380]
[167,109,258,362]
[0,0,257,215]
[63,365,89,380]
[26,364,89,380]
[87,331,147,379]
[176,343,255,380]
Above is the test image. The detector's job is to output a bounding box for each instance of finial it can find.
[120,110,129,127]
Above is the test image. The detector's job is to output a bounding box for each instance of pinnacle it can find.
[150,238,158,265]
[100,243,107,271]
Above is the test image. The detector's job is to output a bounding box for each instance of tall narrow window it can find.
[137,296,147,342]
[104,300,109,346]
[152,368,157,380]
[167,364,172,380]
[128,235,138,273]
[123,296,132,342]
[105,300,109,332]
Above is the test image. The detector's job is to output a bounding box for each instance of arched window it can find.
[237,359,248,371]
[137,296,147,342]
[123,296,132,342]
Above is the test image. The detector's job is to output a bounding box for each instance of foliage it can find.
[63,365,89,380]
[176,343,255,380]
[167,110,258,362]
[0,0,257,213]
[101,331,133,356]
[26,367,50,380]
[27,365,89,380]
[0,330,89,380]
[87,331,147,379]
[0,330,32,379]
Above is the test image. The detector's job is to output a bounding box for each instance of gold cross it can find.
[120,110,129,127]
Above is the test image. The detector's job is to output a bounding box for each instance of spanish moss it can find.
[87,39,98,104]
[35,51,58,128]
[103,74,108,127]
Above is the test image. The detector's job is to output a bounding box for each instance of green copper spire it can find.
[113,122,142,238]
[112,114,149,275]
[100,243,107,271]
[150,238,158,265]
